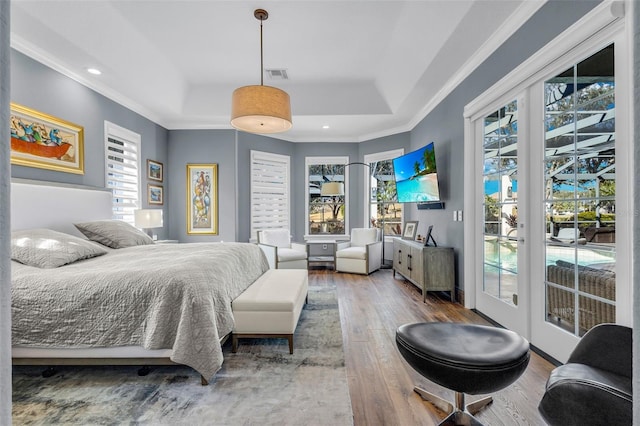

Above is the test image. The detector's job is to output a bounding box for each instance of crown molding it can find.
[407,0,547,131]
[10,35,169,129]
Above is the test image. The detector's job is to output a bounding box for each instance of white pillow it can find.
[11,228,107,268]
[74,220,154,249]
[260,229,291,248]
[351,228,378,247]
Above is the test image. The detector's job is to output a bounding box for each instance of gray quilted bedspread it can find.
[11,242,269,381]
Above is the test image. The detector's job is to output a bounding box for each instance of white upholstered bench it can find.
[231,269,308,354]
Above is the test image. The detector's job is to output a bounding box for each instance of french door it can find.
[474,94,529,338]
[465,11,631,362]
[529,41,628,362]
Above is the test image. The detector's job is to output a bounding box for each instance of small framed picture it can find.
[148,184,164,205]
[147,159,163,182]
[402,221,419,240]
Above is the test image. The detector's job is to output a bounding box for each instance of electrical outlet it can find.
[322,244,327,250]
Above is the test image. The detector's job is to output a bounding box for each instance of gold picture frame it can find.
[186,163,218,235]
[10,102,84,174]
[148,184,164,205]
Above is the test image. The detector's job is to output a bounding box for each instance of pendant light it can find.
[231,9,292,134]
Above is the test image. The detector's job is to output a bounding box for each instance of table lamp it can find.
[134,209,163,240]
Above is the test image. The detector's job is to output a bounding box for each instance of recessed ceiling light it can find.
[322,125,330,129]
[87,68,102,75]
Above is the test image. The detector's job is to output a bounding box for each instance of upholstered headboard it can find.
[10,179,113,237]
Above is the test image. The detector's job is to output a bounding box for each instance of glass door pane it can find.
[482,100,519,304]
[543,44,616,337]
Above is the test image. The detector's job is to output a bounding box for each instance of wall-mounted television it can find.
[392,142,441,203]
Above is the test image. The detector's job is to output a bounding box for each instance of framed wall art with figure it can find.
[186,164,218,235]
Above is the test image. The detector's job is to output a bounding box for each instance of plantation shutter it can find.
[104,122,141,225]
[250,150,290,240]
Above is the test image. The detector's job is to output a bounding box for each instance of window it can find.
[104,121,141,224]
[364,149,404,237]
[250,150,290,240]
[306,156,348,236]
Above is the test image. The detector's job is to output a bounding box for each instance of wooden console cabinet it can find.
[392,238,455,302]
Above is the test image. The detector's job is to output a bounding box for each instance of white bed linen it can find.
[12,242,269,381]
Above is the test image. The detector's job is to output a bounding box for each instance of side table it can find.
[306,240,337,270]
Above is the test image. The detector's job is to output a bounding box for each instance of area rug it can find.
[12,284,354,425]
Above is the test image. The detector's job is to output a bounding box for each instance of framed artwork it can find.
[402,221,419,240]
[9,102,84,174]
[186,163,218,235]
[148,184,164,205]
[147,159,163,182]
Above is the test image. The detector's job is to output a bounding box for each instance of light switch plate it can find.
[458,210,463,221]
[453,211,458,221]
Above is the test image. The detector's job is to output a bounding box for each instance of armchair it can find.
[257,229,308,270]
[335,228,382,275]
[538,323,632,425]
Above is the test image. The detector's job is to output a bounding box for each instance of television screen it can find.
[393,142,441,203]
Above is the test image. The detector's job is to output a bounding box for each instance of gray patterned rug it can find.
[12,284,353,425]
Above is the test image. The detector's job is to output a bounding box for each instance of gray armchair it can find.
[538,323,632,425]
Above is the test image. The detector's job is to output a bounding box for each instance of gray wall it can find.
[167,129,236,242]
[10,50,170,239]
[236,132,296,242]
[0,0,11,421]
[235,133,408,244]
[409,0,602,294]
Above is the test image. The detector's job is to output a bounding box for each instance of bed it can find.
[10,179,269,384]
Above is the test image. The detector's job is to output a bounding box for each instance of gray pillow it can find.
[11,228,107,268]
[74,220,154,249]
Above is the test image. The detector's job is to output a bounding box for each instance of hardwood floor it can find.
[309,268,554,426]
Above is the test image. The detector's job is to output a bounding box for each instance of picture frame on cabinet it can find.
[402,221,419,240]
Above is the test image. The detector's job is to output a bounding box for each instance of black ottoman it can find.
[396,322,530,426]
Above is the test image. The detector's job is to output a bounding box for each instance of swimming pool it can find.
[484,239,616,272]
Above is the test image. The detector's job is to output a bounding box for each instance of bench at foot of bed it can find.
[231,269,308,354]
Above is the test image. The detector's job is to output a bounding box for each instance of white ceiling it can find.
[10,0,545,142]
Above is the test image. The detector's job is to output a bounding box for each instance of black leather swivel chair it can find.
[538,323,632,426]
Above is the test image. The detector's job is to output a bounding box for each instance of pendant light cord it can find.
[260,18,264,86]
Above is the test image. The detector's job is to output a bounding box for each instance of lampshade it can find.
[231,85,292,134]
[320,182,345,196]
[230,9,292,135]
[134,209,163,229]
